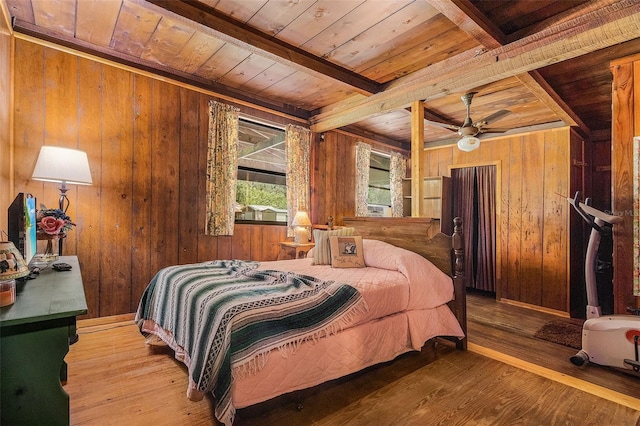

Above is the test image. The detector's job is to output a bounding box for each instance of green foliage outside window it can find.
[236,180,287,209]
[367,187,391,206]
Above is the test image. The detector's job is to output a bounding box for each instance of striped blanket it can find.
[135,260,367,426]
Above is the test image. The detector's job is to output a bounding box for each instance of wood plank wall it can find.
[421,128,584,313]
[0,27,11,233]
[611,53,640,312]
[310,130,406,227]
[310,131,356,227]
[8,36,619,317]
[10,40,298,317]
[8,39,401,318]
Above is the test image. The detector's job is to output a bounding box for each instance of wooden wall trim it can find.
[0,31,12,234]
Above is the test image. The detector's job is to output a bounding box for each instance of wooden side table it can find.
[277,242,315,260]
[1,256,87,426]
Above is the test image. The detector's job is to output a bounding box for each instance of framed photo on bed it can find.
[329,235,364,268]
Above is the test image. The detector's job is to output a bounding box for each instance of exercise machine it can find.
[567,192,640,373]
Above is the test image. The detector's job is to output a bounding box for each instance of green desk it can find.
[1,256,87,426]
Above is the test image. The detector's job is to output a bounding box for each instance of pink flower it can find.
[39,216,66,235]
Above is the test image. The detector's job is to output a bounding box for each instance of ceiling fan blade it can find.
[480,127,511,134]
[424,119,459,132]
[474,109,511,127]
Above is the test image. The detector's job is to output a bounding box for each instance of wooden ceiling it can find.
[4,0,640,150]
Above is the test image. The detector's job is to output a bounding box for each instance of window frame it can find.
[367,150,392,210]
[234,116,288,225]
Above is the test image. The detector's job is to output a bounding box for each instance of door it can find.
[451,165,497,293]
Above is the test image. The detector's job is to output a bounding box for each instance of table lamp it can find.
[291,211,311,244]
[0,241,30,307]
[31,146,92,254]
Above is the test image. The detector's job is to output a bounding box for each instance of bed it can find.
[135,217,466,425]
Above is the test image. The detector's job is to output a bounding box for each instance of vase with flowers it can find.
[35,206,75,257]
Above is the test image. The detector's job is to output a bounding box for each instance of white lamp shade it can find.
[32,146,93,185]
[457,136,480,152]
[291,211,312,227]
[292,211,311,244]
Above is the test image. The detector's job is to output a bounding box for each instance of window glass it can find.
[235,118,287,223]
[367,152,391,216]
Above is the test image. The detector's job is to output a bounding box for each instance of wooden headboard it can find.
[343,216,467,350]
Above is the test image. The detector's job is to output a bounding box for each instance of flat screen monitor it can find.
[7,193,37,266]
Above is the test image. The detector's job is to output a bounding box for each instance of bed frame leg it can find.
[456,337,467,351]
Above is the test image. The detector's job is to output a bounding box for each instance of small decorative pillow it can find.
[329,235,365,268]
[312,227,354,265]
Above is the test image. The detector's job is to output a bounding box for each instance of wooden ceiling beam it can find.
[335,126,409,152]
[515,71,588,132]
[142,0,381,96]
[427,0,589,136]
[426,0,506,47]
[506,0,624,43]
[310,0,640,133]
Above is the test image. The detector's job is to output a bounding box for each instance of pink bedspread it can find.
[141,239,464,424]
[226,239,464,410]
[260,239,455,321]
[232,305,463,409]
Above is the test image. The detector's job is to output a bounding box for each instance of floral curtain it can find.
[355,142,371,217]
[205,100,239,236]
[389,151,407,217]
[285,124,311,237]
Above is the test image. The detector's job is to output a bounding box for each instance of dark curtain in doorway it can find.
[452,166,496,292]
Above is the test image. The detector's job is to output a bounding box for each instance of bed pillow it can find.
[329,235,365,268]
[312,227,354,265]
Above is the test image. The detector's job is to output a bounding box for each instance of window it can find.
[235,118,287,223]
[367,152,391,216]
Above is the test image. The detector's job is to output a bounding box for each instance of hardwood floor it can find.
[467,291,640,399]
[65,295,640,425]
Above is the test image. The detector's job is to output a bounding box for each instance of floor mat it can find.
[534,319,584,349]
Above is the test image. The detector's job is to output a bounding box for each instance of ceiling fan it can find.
[426,92,512,151]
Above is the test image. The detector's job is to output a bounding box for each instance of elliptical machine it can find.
[567,192,640,373]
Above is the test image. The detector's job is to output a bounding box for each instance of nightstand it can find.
[1,256,87,426]
[277,242,315,260]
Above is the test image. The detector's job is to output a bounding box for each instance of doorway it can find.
[451,165,497,294]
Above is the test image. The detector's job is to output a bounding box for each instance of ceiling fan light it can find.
[457,136,480,152]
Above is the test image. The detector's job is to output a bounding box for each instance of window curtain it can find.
[285,124,311,237]
[205,100,239,236]
[452,165,496,292]
[355,142,371,217]
[389,151,406,217]
[475,166,496,292]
